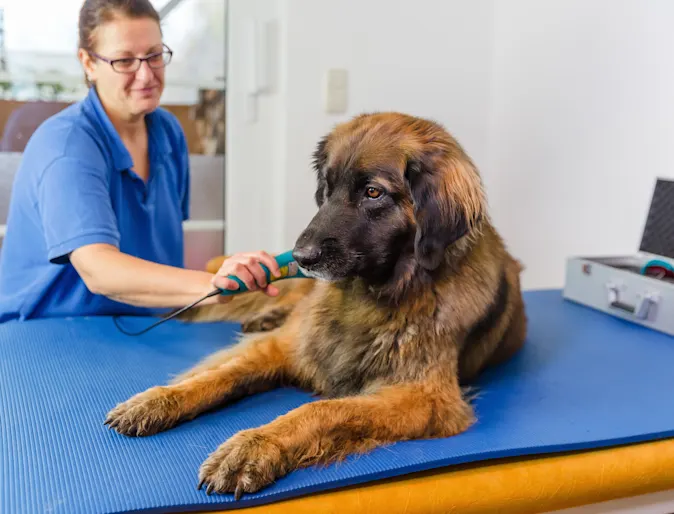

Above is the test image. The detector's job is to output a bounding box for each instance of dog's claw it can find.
[206,483,214,496]
[234,484,243,501]
[196,479,205,491]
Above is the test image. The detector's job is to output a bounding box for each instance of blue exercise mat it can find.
[1,289,674,513]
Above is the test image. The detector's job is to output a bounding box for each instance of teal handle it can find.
[218,250,307,296]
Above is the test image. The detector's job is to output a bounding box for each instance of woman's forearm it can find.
[70,243,220,308]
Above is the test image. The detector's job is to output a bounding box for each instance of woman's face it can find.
[80,15,166,120]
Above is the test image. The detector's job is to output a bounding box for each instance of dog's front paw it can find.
[104,386,184,437]
[197,430,288,499]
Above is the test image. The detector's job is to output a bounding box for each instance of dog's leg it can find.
[241,306,294,333]
[167,343,246,384]
[197,377,474,498]
[166,342,249,385]
[104,331,294,437]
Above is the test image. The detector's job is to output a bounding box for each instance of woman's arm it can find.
[36,152,283,310]
[70,244,282,308]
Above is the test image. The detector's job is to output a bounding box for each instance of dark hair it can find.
[78,0,161,86]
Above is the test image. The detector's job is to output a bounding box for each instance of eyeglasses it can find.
[89,44,173,73]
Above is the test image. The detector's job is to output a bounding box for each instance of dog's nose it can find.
[292,245,322,267]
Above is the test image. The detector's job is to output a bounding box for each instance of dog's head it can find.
[292,112,486,289]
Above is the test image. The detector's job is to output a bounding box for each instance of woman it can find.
[0,0,279,322]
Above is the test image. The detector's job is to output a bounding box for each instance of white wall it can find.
[226,0,496,254]
[227,0,674,290]
[278,0,496,248]
[225,0,287,254]
[486,0,674,289]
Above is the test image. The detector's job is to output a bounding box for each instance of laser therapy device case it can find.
[563,178,674,337]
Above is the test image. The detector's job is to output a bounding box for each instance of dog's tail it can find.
[176,254,315,324]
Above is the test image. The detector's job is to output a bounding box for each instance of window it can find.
[0,0,227,268]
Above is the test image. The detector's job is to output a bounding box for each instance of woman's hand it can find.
[211,251,282,300]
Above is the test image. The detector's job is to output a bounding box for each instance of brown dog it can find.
[104,112,527,499]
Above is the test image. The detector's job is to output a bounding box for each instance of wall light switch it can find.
[324,69,348,114]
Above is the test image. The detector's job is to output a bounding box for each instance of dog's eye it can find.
[365,186,383,199]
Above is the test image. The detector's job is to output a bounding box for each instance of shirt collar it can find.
[83,86,172,171]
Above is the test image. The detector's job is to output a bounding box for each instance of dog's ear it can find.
[312,136,329,206]
[404,153,485,270]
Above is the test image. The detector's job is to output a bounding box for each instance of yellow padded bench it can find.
[194,438,674,513]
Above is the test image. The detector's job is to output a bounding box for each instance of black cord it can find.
[112,288,221,336]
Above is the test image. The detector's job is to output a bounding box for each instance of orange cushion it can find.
[191,438,674,513]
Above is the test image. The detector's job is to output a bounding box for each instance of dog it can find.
[104,112,527,499]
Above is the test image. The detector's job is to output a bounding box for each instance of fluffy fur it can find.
[104,112,527,499]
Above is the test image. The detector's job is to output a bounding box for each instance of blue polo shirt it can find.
[0,86,190,322]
